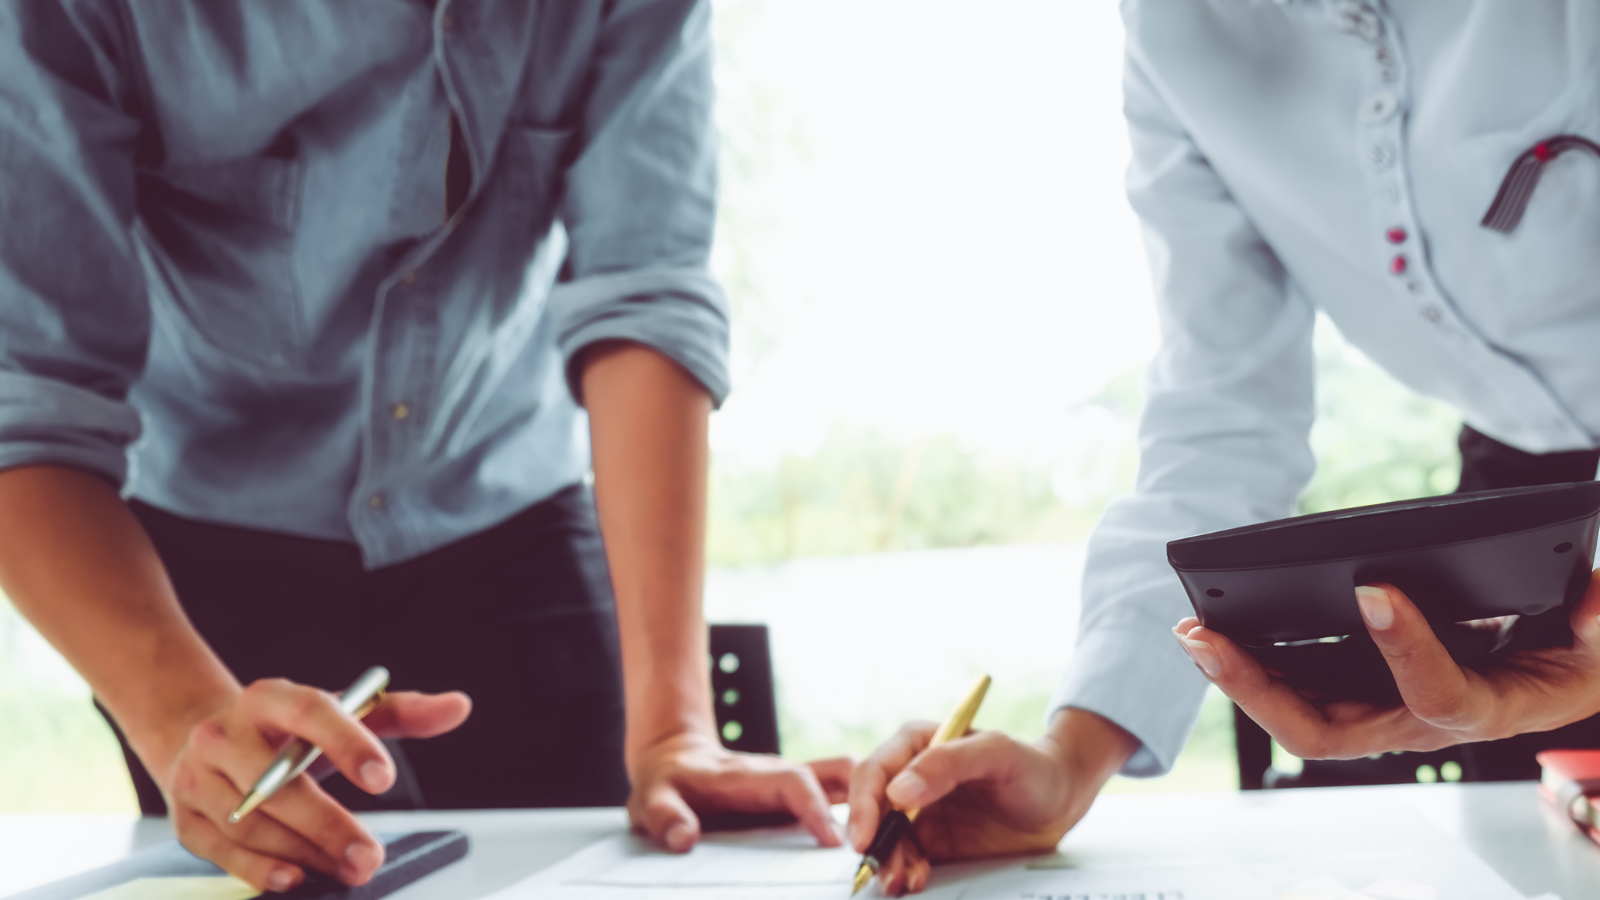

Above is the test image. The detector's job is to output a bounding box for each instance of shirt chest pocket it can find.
[136,154,307,370]
[1456,71,1600,334]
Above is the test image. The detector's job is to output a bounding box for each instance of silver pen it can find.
[229,665,391,824]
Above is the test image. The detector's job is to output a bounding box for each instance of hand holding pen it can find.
[845,683,1138,897]
[158,669,470,894]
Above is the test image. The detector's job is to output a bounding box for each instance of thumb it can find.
[1568,568,1600,652]
[632,782,702,853]
[1356,583,1477,726]
[885,731,1012,811]
[363,691,472,739]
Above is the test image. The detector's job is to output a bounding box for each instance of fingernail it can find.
[848,821,862,848]
[1179,637,1221,677]
[665,822,693,852]
[267,868,297,892]
[1355,586,1393,630]
[886,771,927,805]
[344,841,381,880]
[360,760,390,793]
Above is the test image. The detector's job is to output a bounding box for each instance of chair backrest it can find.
[708,623,781,755]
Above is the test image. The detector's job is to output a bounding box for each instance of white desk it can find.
[3,783,1598,899]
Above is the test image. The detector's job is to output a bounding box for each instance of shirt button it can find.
[1390,255,1408,275]
[368,493,386,510]
[1335,1,1384,42]
[391,402,410,420]
[1366,141,1397,170]
[1359,90,1401,125]
[401,272,417,287]
[1421,306,1443,324]
[1386,227,1407,244]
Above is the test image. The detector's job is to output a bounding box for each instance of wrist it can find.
[117,663,241,786]
[1037,706,1140,825]
[623,682,718,767]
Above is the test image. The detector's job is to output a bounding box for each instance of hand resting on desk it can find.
[626,731,854,852]
[1174,568,1600,760]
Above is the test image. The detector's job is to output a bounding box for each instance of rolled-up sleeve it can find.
[550,0,729,406]
[0,3,148,485]
[1047,38,1318,776]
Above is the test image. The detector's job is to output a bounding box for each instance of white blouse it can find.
[1055,0,1600,776]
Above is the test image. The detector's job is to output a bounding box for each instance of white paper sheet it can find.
[486,826,940,900]
[488,795,1530,900]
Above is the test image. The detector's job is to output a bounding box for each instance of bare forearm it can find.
[0,466,237,778]
[581,343,716,760]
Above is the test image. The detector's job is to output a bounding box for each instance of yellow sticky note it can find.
[78,876,261,900]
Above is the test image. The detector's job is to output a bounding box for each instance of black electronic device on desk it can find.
[6,831,467,900]
[1168,482,1600,704]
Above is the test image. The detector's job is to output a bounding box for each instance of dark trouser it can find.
[1453,425,1600,781]
[101,484,629,814]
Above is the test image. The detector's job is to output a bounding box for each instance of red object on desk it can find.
[1537,749,1600,845]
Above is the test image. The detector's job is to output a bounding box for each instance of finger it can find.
[630,780,701,853]
[806,755,855,803]
[1569,569,1600,652]
[1182,622,1444,758]
[904,847,932,895]
[1172,619,1222,680]
[170,761,339,878]
[879,838,927,897]
[877,839,910,896]
[883,730,1018,811]
[239,679,395,794]
[361,691,473,740]
[848,722,937,851]
[1356,584,1485,729]
[256,778,385,884]
[686,760,843,847]
[760,765,843,847]
[189,715,384,884]
[175,810,305,894]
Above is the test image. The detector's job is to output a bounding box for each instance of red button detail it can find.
[1390,255,1408,275]
[1534,141,1553,162]
[1386,227,1407,244]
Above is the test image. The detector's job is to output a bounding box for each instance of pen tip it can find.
[851,863,872,896]
[230,791,264,825]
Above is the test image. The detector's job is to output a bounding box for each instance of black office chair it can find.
[708,623,782,755]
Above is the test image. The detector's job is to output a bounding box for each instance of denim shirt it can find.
[0,0,727,566]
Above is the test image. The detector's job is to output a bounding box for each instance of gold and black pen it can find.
[229,665,391,824]
[851,674,991,896]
